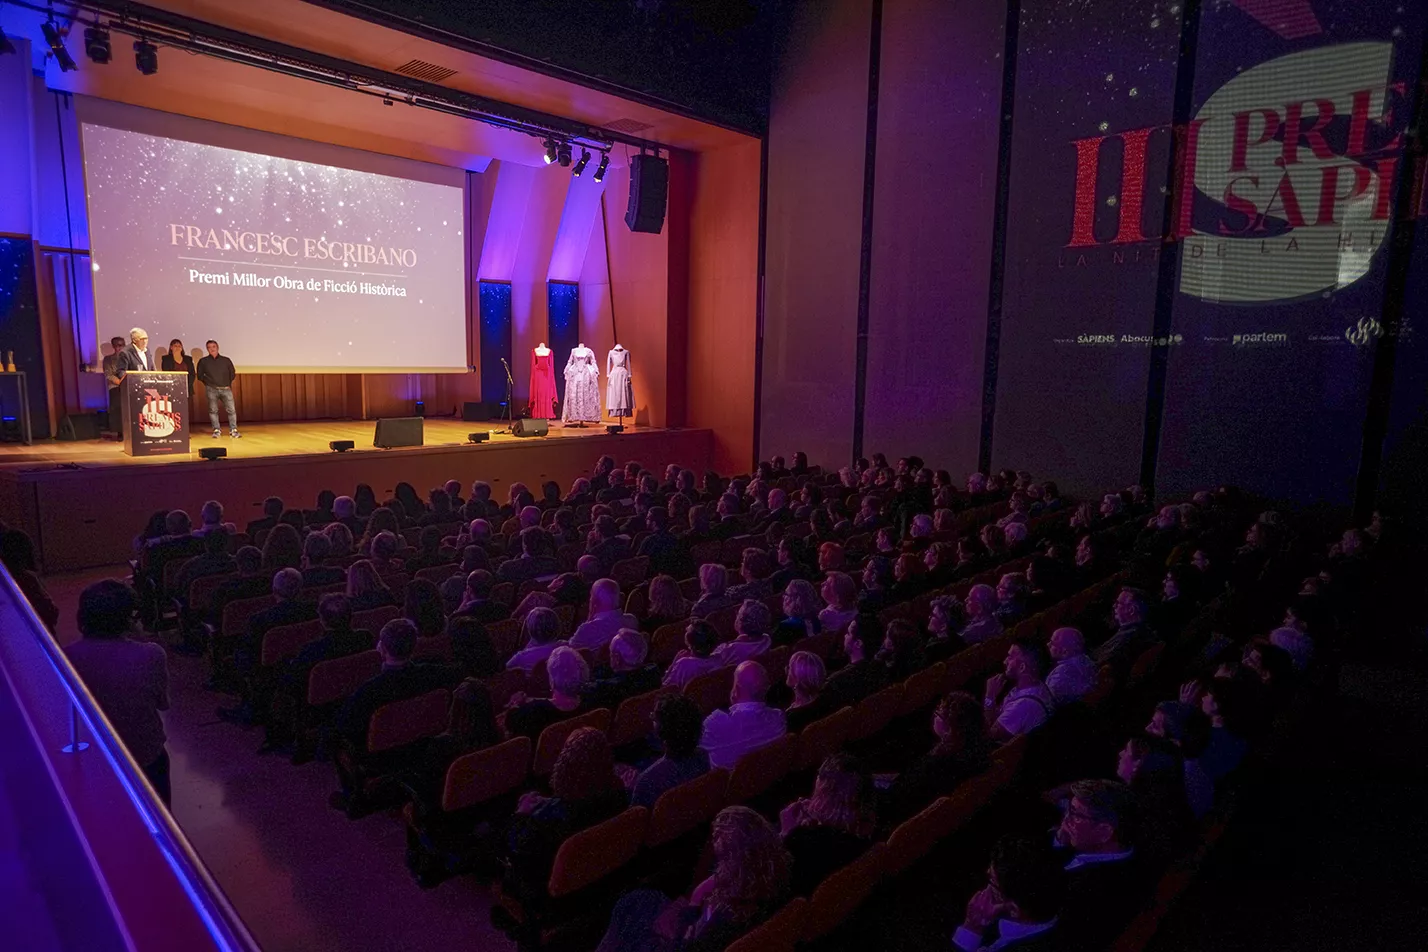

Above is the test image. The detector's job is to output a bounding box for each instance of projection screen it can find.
[79,112,469,374]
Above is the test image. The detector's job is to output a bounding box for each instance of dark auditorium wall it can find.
[760,0,1428,513]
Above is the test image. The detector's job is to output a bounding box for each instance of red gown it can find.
[529,349,558,419]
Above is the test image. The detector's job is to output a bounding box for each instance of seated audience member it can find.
[1003,521,1030,553]
[725,547,774,603]
[690,562,737,619]
[401,528,448,574]
[299,532,345,588]
[857,556,893,615]
[769,536,813,590]
[641,574,691,633]
[506,607,566,673]
[1240,638,1295,706]
[499,526,561,584]
[883,691,992,825]
[405,679,501,802]
[993,572,1031,625]
[877,618,927,681]
[345,559,398,611]
[596,806,790,952]
[173,528,236,602]
[195,500,235,536]
[585,515,631,574]
[332,495,363,534]
[334,619,455,751]
[324,521,355,560]
[636,507,686,577]
[818,541,846,574]
[979,523,1007,562]
[234,568,315,679]
[663,620,726,690]
[246,495,285,536]
[631,694,710,808]
[1268,624,1314,673]
[1191,677,1251,782]
[257,523,301,574]
[446,616,502,680]
[1045,627,1098,705]
[699,661,787,769]
[959,584,1005,645]
[1144,702,1215,819]
[501,728,627,913]
[889,553,930,603]
[367,530,403,574]
[1093,588,1159,677]
[782,650,837,732]
[1051,779,1152,950]
[818,571,859,634]
[823,615,889,709]
[925,595,968,662]
[952,835,1067,952]
[983,640,1055,741]
[1024,556,1069,613]
[451,570,507,623]
[1115,736,1196,863]
[571,579,640,650]
[583,630,660,709]
[289,594,371,669]
[713,600,773,666]
[775,579,822,646]
[779,753,876,897]
[1156,565,1202,630]
[505,645,591,741]
[1074,533,1110,583]
[65,581,172,805]
[207,545,269,623]
[402,578,446,638]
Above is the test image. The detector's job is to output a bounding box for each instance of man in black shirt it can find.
[196,339,240,439]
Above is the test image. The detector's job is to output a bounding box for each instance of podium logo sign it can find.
[140,388,182,438]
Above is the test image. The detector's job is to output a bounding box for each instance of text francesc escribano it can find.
[187,269,408,297]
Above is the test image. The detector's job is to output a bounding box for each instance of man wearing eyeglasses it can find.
[117,327,153,375]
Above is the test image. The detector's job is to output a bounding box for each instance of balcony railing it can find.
[0,564,260,952]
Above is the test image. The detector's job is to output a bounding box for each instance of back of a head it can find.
[333,495,356,519]
[234,545,263,575]
[263,496,284,518]
[379,618,419,662]
[700,562,728,595]
[547,645,590,697]
[551,726,616,800]
[371,530,398,560]
[304,531,331,564]
[165,509,192,536]
[1013,639,1048,680]
[741,547,771,580]
[787,650,826,694]
[272,567,304,599]
[610,629,649,668]
[576,555,602,583]
[591,577,620,611]
[524,606,561,645]
[734,660,771,702]
[686,619,721,657]
[262,523,303,570]
[828,571,856,607]
[318,593,352,630]
[809,752,875,833]
[989,835,1067,924]
[654,693,704,758]
[465,569,494,600]
[77,580,138,637]
[710,806,790,918]
[735,599,772,638]
[201,500,224,526]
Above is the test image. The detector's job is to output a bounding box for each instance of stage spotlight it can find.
[328,440,354,452]
[467,432,490,444]
[572,149,590,176]
[83,25,111,64]
[42,19,77,72]
[557,142,573,167]
[593,153,609,182]
[133,37,158,75]
[542,138,558,165]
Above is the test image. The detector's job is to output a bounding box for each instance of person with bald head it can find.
[1046,627,1097,705]
[569,578,638,650]
[698,660,787,769]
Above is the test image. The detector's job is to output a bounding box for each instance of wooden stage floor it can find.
[0,420,713,573]
[0,418,626,471]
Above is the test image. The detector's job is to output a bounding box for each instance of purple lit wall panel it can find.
[863,0,1006,475]
[760,0,872,470]
[991,0,1181,495]
[548,174,605,283]
[0,43,34,236]
[475,160,536,282]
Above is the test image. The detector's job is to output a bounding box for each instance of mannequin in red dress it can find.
[529,343,558,419]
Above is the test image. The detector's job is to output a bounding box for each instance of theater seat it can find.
[547,806,649,899]
[801,843,887,942]
[683,664,736,716]
[260,619,324,666]
[307,650,382,707]
[440,736,532,812]
[793,706,854,773]
[367,688,451,754]
[885,797,960,876]
[609,686,677,749]
[725,734,797,804]
[645,768,729,848]
[725,897,806,952]
[532,708,612,777]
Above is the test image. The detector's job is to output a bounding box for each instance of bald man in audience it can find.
[582,629,660,709]
[1046,627,1098,705]
[698,660,787,769]
[569,578,638,650]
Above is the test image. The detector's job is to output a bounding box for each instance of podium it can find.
[121,371,190,457]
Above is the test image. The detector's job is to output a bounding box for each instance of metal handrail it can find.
[0,564,261,952]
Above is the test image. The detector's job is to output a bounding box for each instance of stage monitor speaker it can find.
[199,447,227,461]
[512,418,548,438]
[329,440,354,452]
[56,412,102,441]
[468,432,490,444]
[625,154,669,234]
[373,416,424,449]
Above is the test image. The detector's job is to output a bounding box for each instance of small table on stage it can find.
[0,371,32,445]
[121,371,190,457]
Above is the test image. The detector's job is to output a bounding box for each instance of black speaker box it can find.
[56,412,102,441]
[512,418,549,438]
[625,154,669,234]
[373,416,424,448]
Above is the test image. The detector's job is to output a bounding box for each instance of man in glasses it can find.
[1052,779,1151,951]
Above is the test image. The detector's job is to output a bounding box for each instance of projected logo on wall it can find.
[1064,41,1419,304]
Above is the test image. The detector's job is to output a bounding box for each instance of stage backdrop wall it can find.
[761,0,1428,510]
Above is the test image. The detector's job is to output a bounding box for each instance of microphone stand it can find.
[499,357,515,430]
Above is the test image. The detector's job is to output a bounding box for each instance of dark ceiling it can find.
[307,0,789,134]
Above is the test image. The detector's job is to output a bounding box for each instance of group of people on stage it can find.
[102,328,240,439]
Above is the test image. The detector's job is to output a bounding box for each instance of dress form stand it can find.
[561,342,601,427]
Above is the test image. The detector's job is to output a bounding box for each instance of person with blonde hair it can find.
[595,805,791,952]
[775,578,822,645]
[641,574,691,633]
[690,561,735,618]
[783,650,835,732]
[344,558,396,611]
[779,752,876,896]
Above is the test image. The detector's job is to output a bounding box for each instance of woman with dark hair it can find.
[134,510,170,553]
[924,541,957,587]
[539,481,563,511]
[858,556,893,615]
[642,575,691,634]
[502,728,627,919]
[307,489,337,527]
[403,578,446,638]
[1115,735,1196,866]
[393,482,425,521]
[345,559,397,611]
[404,525,450,572]
[881,691,992,824]
[359,507,401,555]
[404,678,500,810]
[595,806,790,952]
[890,552,930,603]
[1,528,59,631]
[877,618,926,681]
[160,338,196,389]
[260,523,303,573]
[780,753,877,896]
[353,484,378,517]
[550,507,581,545]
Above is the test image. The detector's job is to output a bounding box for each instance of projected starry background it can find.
[81,124,467,372]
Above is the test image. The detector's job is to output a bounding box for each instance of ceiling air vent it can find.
[604,117,653,135]
[393,59,458,84]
